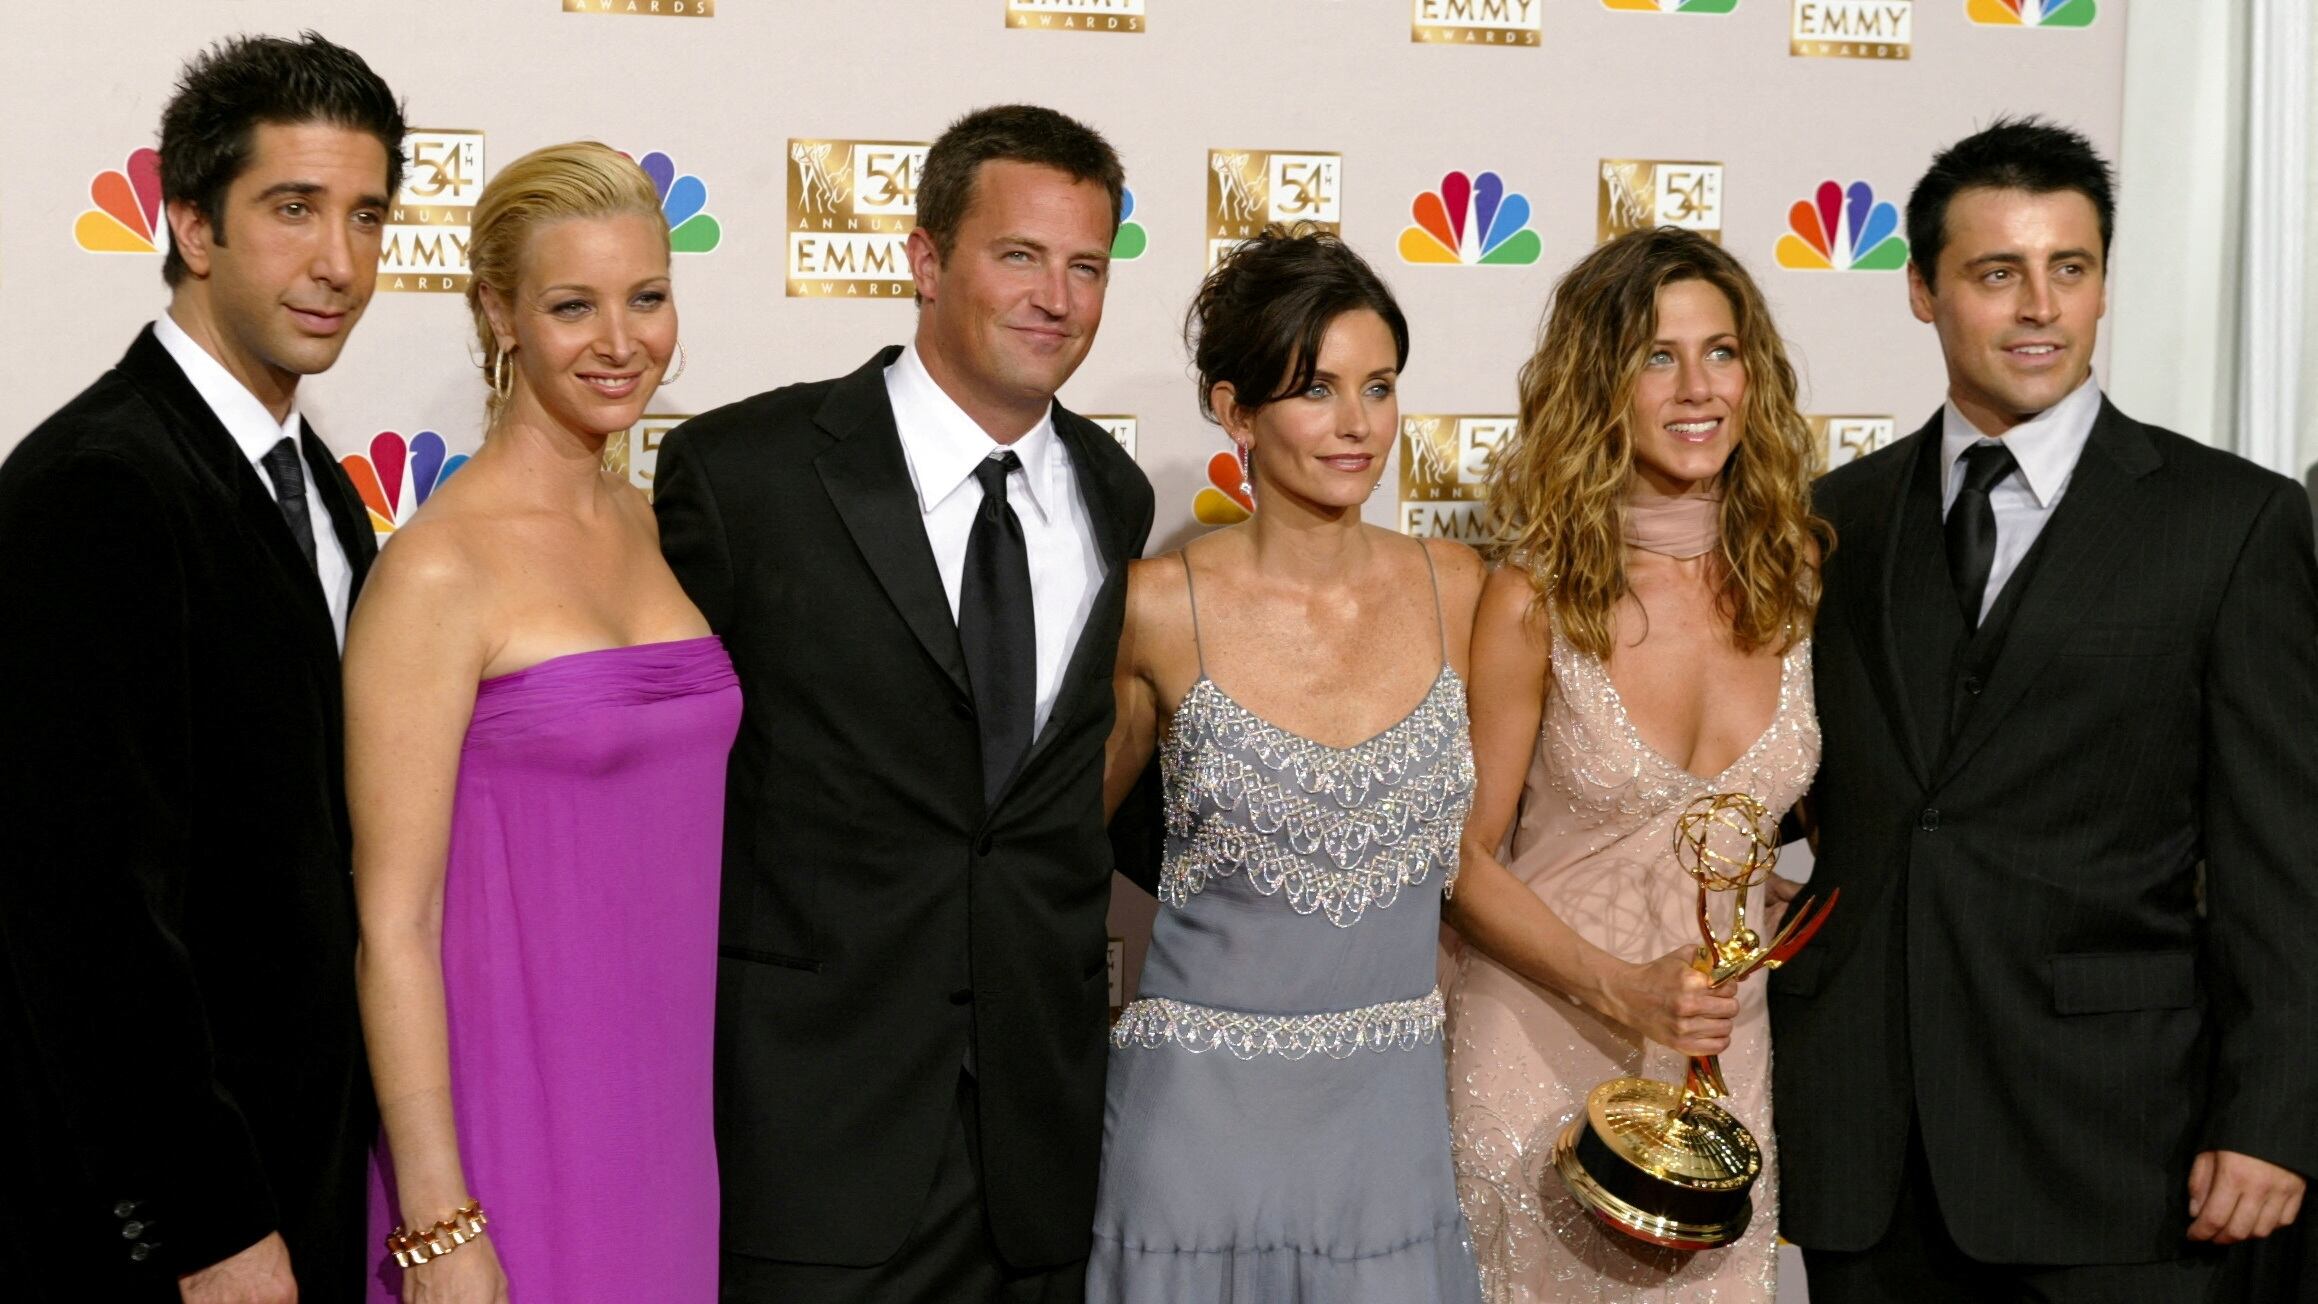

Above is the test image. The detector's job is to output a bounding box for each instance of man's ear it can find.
[906,227,943,306]
[165,198,216,279]
[1906,260,1936,326]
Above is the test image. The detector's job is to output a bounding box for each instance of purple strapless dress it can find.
[369,637,739,1302]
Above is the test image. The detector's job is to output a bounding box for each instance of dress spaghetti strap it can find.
[1177,550,1208,678]
[1417,540,1449,670]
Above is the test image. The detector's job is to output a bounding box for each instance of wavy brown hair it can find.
[1486,227,1830,660]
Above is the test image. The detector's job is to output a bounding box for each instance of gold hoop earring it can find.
[489,350,512,401]
[663,341,687,386]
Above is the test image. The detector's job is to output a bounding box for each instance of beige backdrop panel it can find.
[0,0,2125,1133]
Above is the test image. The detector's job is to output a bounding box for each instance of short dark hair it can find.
[914,104,1124,260]
[1907,115,2114,286]
[1187,224,1411,422]
[158,32,406,286]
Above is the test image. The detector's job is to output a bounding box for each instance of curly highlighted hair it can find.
[1486,226,1830,660]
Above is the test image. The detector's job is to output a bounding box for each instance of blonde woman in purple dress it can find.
[1443,228,1829,1303]
[349,143,734,1303]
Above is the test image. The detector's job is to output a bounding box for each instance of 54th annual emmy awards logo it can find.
[1006,0,1146,33]
[562,0,714,15]
[602,415,691,499]
[1207,148,1342,268]
[787,138,931,298]
[1398,415,1512,541]
[1810,415,1896,472]
[1410,0,1541,45]
[1791,0,1912,58]
[380,130,483,293]
[1599,159,1725,244]
[1084,416,1139,460]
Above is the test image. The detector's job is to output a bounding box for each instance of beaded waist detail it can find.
[1109,988,1445,1060]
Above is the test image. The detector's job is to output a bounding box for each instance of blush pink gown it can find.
[1445,624,1818,1303]
[368,637,739,1302]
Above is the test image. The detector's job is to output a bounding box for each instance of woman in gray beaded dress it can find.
[1086,225,1485,1303]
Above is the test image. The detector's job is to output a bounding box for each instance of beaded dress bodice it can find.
[1117,549,1476,1049]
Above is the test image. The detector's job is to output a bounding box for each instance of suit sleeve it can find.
[0,451,278,1277]
[654,422,736,632]
[2198,478,2318,1179]
[1103,472,1165,894]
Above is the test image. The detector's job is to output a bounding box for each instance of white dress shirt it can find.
[1938,373,2103,625]
[884,343,1103,738]
[154,313,354,649]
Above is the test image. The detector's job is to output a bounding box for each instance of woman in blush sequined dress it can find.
[1086,226,1484,1303]
[1441,228,1830,1304]
[349,144,732,1303]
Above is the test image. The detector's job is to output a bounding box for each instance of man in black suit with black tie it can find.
[0,33,404,1304]
[1771,118,2316,1301]
[656,105,1153,1303]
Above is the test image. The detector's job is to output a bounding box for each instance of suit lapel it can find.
[1846,416,1943,789]
[1934,401,2160,784]
[1013,409,1138,777]
[813,348,973,702]
[115,328,341,660]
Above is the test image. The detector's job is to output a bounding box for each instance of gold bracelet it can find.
[387,1199,489,1269]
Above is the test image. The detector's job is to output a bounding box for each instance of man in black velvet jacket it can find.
[0,33,404,1304]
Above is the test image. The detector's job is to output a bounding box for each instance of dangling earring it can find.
[663,341,687,386]
[489,350,512,401]
[1237,443,1255,506]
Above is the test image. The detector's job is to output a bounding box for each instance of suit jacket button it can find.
[1962,674,1984,694]
[113,1200,138,1219]
[129,1243,152,1263]
[1919,809,1941,831]
[953,698,973,719]
[976,834,994,856]
[121,1220,145,1238]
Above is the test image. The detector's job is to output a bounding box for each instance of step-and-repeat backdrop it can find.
[0,0,2122,1005]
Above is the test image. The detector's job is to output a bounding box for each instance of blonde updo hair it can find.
[465,141,668,417]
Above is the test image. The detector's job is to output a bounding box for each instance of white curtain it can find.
[2113,0,2318,498]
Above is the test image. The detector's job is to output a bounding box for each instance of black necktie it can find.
[261,436,318,572]
[960,451,1035,804]
[1945,441,2018,628]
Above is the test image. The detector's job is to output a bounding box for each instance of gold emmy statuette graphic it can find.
[1553,792,1839,1250]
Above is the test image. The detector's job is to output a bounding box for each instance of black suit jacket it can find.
[1771,400,2318,1265]
[655,347,1155,1273]
[0,327,378,1301]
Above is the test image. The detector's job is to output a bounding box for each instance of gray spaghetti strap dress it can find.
[1087,546,1485,1302]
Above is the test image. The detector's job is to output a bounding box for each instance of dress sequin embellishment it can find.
[1157,670,1475,927]
[1112,988,1446,1059]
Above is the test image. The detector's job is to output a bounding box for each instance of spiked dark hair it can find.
[157,31,406,286]
[1907,115,2114,286]
[914,104,1124,261]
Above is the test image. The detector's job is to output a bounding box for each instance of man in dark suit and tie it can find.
[1771,117,2316,1301]
[0,33,405,1304]
[655,105,1154,1303]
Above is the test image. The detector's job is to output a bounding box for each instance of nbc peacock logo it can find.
[1399,171,1540,266]
[1775,180,1908,271]
[1191,451,1255,527]
[342,431,469,539]
[1967,0,2093,25]
[1111,188,1148,261]
[636,152,722,253]
[1400,414,1510,540]
[1604,0,1738,11]
[74,148,164,254]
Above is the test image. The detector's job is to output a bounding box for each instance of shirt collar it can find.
[1938,372,2102,509]
[153,311,303,465]
[884,342,1061,521]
